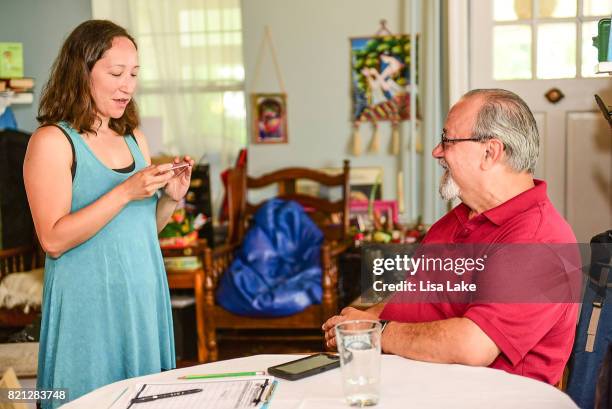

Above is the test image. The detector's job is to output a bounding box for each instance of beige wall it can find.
[242,0,420,202]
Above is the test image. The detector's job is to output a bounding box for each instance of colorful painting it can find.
[350,35,416,123]
[0,42,24,78]
[251,93,288,144]
[350,200,399,224]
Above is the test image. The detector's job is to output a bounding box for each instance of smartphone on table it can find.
[267,353,340,381]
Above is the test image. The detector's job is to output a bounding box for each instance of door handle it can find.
[545,88,564,104]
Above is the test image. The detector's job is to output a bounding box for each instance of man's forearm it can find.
[156,193,179,233]
[382,317,499,366]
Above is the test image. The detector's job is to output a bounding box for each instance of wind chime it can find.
[349,20,416,156]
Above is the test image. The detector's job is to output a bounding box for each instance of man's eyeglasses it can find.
[439,131,487,150]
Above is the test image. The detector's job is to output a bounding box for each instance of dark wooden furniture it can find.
[161,240,208,363]
[185,164,214,248]
[201,160,352,361]
[0,245,44,327]
[0,130,34,249]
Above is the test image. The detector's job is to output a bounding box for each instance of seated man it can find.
[323,89,578,385]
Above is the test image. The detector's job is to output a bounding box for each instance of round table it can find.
[62,354,578,408]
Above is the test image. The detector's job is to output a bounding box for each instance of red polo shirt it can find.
[380,180,579,384]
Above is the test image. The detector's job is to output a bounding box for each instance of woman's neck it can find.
[95,115,111,133]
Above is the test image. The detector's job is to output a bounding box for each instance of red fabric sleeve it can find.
[463,303,568,366]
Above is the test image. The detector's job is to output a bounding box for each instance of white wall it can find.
[0,0,92,133]
[242,0,419,203]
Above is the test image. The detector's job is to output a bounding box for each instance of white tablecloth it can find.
[62,354,578,409]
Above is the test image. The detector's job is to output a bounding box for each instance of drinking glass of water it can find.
[335,320,382,406]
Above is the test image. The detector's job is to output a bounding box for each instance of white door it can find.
[470,0,612,243]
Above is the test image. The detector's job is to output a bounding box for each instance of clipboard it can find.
[111,376,277,409]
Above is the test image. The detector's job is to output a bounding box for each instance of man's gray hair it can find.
[464,89,539,174]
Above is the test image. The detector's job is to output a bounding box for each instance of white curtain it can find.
[420,0,447,223]
[92,0,247,215]
[395,0,448,224]
[396,0,447,224]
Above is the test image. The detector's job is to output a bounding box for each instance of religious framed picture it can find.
[349,200,398,224]
[350,35,417,124]
[251,93,288,144]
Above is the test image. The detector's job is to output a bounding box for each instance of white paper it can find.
[112,376,275,409]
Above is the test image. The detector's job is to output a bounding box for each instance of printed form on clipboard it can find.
[111,376,277,409]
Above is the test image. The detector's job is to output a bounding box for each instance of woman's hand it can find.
[119,164,175,202]
[162,156,195,202]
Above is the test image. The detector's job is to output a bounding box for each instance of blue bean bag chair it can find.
[216,198,323,317]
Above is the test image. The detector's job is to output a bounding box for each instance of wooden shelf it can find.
[0,91,33,105]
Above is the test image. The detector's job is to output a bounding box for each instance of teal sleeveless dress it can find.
[37,121,175,408]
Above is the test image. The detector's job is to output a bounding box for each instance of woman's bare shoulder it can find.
[28,125,73,158]
[31,124,69,142]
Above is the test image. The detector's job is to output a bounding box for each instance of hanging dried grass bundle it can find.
[369,122,380,153]
[351,121,362,156]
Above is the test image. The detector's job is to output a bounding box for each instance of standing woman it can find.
[23,20,193,407]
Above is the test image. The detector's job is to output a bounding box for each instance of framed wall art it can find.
[351,34,416,124]
[251,93,288,144]
[348,30,419,155]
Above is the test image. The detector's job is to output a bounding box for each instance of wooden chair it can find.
[0,245,44,327]
[202,160,352,361]
[556,366,569,391]
[161,240,208,363]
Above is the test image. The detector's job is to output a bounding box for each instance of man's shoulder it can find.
[500,199,576,243]
[536,199,576,242]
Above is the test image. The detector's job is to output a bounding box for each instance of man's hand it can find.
[322,307,380,350]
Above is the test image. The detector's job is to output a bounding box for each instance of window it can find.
[103,0,247,212]
[492,0,611,79]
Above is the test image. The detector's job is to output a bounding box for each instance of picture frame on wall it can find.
[344,167,383,202]
[349,200,399,224]
[350,34,417,123]
[251,93,288,144]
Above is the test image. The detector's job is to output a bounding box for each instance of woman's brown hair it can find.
[37,20,139,135]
